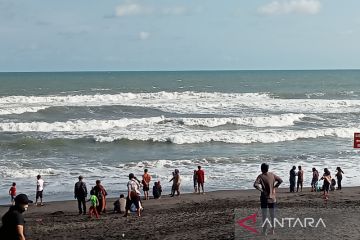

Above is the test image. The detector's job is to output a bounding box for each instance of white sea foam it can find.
[0,117,165,132]
[179,113,305,128]
[94,126,358,144]
[1,155,360,203]
[0,166,58,178]
[1,91,359,116]
[0,106,48,115]
[0,114,306,132]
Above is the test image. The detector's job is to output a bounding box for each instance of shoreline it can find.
[1,187,360,239]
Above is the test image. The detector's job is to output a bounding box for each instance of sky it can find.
[1,0,360,71]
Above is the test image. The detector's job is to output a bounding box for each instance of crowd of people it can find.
[71,166,209,218]
[1,163,346,239]
[288,166,344,200]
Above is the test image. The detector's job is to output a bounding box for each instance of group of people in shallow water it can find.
[289,165,344,200]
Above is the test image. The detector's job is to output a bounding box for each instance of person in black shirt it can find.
[74,175,88,215]
[0,194,31,240]
[289,166,296,192]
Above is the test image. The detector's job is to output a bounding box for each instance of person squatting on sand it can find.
[0,194,31,240]
[289,166,296,193]
[335,167,344,190]
[311,168,319,192]
[321,168,332,200]
[196,166,205,194]
[124,173,142,217]
[9,182,17,206]
[35,175,44,206]
[74,175,87,215]
[113,194,126,213]
[88,188,99,219]
[193,170,198,193]
[254,163,283,236]
[153,181,162,199]
[296,165,304,192]
[169,169,181,197]
[93,180,107,214]
[142,169,151,200]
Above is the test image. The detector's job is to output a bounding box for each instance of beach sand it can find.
[1,187,360,240]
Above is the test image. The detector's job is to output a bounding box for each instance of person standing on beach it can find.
[74,175,87,215]
[142,169,151,200]
[193,170,198,193]
[9,182,17,205]
[289,166,296,193]
[320,168,331,200]
[169,169,181,197]
[196,166,205,194]
[296,166,304,192]
[335,167,344,190]
[35,175,44,206]
[0,194,31,240]
[254,163,283,236]
[93,180,107,214]
[311,168,319,192]
[124,173,141,217]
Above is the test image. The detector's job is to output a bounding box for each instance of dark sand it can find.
[1,187,360,240]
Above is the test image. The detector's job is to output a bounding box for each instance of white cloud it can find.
[139,31,150,40]
[258,0,321,15]
[115,3,188,17]
[116,3,152,17]
[161,6,187,16]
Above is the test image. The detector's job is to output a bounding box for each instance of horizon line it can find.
[1,68,360,73]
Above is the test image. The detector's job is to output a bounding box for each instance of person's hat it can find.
[15,194,32,205]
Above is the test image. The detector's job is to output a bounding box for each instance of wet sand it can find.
[1,187,360,239]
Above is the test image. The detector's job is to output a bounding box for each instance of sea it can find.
[0,70,360,204]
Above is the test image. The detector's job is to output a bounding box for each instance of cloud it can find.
[116,3,152,16]
[115,3,188,17]
[161,6,187,16]
[258,0,321,15]
[139,31,150,40]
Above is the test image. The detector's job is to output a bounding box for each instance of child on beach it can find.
[35,175,44,206]
[89,189,99,219]
[9,182,16,205]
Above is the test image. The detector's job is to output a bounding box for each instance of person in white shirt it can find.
[123,173,141,217]
[35,175,44,206]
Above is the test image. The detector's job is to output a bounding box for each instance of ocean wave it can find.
[94,126,358,144]
[179,113,305,128]
[0,114,306,132]
[0,166,58,178]
[0,106,49,115]
[0,116,166,132]
[1,91,360,116]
